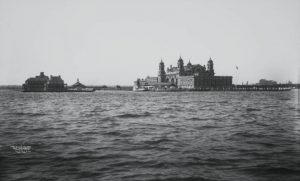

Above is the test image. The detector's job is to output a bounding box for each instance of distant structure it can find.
[22,73,94,92]
[48,75,66,91]
[22,72,66,92]
[71,78,86,88]
[68,79,95,92]
[258,79,277,85]
[134,57,232,91]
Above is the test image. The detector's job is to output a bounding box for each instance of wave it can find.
[199,125,219,129]
[99,117,118,122]
[278,98,291,101]
[30,127,48,132]
[4,112,48,117]
[102,130,126,137]
[50,154,132,163]
[246,108,261,112]
[115,112,152,118]
[143,138,173,145]
[232,132,263,138]
[161,107,174,111]
[187,117,209,121]
[147,176,214,181]
[241,166,300,176]
[77,171,102,179]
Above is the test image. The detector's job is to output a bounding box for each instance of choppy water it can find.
[0,90,300,181]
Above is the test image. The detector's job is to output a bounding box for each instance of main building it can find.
[134,57,232,91]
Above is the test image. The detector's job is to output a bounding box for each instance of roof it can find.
[26,75,49,83]
[72,79,86,88]
[49,76,64,84]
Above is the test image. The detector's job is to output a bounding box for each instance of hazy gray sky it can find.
[1,0,299,85]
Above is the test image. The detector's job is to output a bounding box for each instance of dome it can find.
[160,59,164,64]
[178,56,183,61]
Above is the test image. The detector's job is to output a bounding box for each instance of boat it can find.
[134,88,149,92]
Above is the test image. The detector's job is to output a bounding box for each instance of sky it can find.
[0,0,300,85]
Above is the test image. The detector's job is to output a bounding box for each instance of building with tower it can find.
[134,56,232,91]
[158,59,166,83]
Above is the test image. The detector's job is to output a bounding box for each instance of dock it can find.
[186,84,294,91]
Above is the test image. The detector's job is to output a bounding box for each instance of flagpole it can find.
[235,66,238,86]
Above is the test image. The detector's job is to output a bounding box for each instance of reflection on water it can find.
[0,90,300,180]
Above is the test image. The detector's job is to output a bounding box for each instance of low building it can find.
[71,78,86,89]
[258,79,277,85]
[67,79,95,92]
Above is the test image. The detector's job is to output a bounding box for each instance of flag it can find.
[236,66,238,70]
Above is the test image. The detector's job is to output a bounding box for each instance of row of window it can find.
[179,79,194,86]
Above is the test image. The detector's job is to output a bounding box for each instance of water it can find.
[1,90,300,181]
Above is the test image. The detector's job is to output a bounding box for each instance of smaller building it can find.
[48,75,67,92]
[67,79,95,92]
[23,72,49,92]
[145,76,159,85]
[258,79,277,85]
[71,78,86,89]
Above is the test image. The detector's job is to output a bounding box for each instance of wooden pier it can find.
[190,84,294,91]
[231,84,293,91]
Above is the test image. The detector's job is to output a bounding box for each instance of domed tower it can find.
[158,59,166,83]
[186,60,193,76]
[207,57,215,76]
[187,60,192,68]
[177,56,185,76]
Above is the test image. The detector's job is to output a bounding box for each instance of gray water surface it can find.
[1,90,300,181]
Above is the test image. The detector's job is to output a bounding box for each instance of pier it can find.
[230,84,293,91]
[188,84,293,91]
[147,84,295,92]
